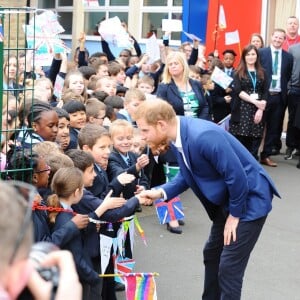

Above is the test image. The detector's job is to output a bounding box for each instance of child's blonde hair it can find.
[124,88,146,104]
[137,75,155,88]
[109,119,134,138]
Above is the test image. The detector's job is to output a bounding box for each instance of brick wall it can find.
[1,1,29,50]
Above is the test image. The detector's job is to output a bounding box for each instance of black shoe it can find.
[284,147,294,160]
[295,149,300,156]
[115,282,125,292]
[167,223,182,234]
[297,158,300,169]
[178,219,185,226]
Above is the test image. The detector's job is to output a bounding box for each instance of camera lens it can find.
[29,242,59,267]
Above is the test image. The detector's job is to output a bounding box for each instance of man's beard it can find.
[149,140,170,156]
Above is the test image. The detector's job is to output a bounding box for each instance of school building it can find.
[1,0,300,57]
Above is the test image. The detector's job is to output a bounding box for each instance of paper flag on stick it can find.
[23,10,71,58]
[100,234,113,274]
[114,256,136,285]
[145,34,160,64]
[183,31,201,42]
[225,30,240,45]
[154,196,184,225]
[211,66,233,89]
[218,5,227,29]
[98,16,131,48]
[124,274,158,300]
[162,19,182,32]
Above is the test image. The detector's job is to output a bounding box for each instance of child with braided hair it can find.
[21,101,59,148]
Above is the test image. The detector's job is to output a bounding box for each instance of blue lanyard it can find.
[248,70,257,93]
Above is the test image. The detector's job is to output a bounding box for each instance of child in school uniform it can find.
[85,98,106,127]
[137,75,156,100]
[78,123,135,199]
[21,101,59,148]
[107,119,150,211]
[48,167,98,299]
[75,125,147,298]
[118,88,146,124]
[66,149,147,300]
[62,100,86,149]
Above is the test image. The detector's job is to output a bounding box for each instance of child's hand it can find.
[78,32,86,43]
[102,190,126,209]
[135,185,145,195]
[72,214,89,229]
[224,95,232,103]
[117,172,135,185]
[137,154,149,169]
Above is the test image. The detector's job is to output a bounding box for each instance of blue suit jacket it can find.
[259,47,293,101]
[53,211,100,285]
[161,117,280,221]
[107,150,149,200]
[156,78,211,120]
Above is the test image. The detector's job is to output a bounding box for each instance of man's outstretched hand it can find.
[137,189,164,206]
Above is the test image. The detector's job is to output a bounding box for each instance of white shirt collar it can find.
[173,116,182,149]
[270,45,282,54]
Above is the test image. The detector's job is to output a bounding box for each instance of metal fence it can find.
[0,7,36,180]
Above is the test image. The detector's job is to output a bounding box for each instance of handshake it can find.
[136,189,164,206]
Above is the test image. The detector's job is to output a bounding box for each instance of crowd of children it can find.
[3,19,300,299]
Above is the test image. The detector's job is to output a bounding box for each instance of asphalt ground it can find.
[118,151,300,300]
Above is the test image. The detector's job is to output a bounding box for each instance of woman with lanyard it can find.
[230,44,268,160]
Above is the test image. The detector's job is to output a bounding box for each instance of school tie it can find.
[272,50,279,88]
[126,156,132,167]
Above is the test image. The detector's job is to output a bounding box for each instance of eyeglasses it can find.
[35,165,51,173]
[7,180,37,265]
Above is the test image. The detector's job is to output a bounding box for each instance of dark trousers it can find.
[286,91,300,149]
[101,253,117,300]
[202,216,267,300]
[261,94,285,158]
[234,135,261,160]
[90,256,103,300]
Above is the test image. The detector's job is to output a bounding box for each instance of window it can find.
[110,0,129,5]
[141,0,182,44]
[143,0,168,6]
[37,0,182,44]
[37,0,55,9]
[58,0,73,6]
[83,1,129,38]
[58,12,73,35]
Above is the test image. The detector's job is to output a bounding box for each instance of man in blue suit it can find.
[259,29,293,166]
[135,99,280,300]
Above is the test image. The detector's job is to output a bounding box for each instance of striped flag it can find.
[124,274,157,300]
